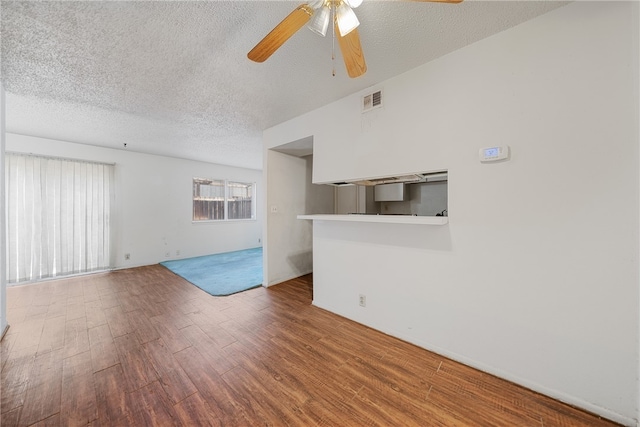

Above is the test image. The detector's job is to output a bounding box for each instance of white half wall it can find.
[6,133,263,270]
[264,2,639,424]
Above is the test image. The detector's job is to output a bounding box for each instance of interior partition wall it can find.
[1,82,7,338]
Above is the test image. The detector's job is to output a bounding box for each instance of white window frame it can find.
[192,178,256,222]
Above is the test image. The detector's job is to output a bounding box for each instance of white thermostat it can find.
[479,145,510,163]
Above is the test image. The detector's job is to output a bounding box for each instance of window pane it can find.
[193,178,225,220]
[228,181,253,220]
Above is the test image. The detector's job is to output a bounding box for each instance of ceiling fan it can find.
[247,0,463,79]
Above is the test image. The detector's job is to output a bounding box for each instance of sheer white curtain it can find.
[6,153,114,284]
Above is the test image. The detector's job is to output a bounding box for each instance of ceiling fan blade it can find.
[336,26,367,78]
[248,4,314,63]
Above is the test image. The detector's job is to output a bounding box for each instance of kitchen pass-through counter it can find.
[297,214,448,225]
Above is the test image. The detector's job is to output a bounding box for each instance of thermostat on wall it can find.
[479,145,510,163]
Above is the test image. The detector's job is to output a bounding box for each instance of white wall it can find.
[264,2,639,424]
[6,133,263,270]
[1,83,7,338]
[264,151,334,286]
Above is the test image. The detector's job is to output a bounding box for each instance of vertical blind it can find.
[5,153,114,284]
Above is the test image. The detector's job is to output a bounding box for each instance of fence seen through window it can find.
[228,181,254,220]
[193,178,254,221]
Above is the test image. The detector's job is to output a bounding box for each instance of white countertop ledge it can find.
[297,214,448,225]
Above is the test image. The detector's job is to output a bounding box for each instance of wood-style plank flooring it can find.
[1,266,620,426]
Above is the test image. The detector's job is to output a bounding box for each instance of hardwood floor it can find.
[1,266,619,426]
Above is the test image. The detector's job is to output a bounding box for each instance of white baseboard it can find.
[266,270,313,287]
[1,323,10,341]
[312,300,635,427]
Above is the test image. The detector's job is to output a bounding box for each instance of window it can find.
[6,153,114,284]
[193,178,255,221]
[193,178,225,220]
[228,181,254,220]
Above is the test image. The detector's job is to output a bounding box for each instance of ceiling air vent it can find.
[362,90,382,113]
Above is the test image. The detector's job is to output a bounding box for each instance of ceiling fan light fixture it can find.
[308,5,331,37]
[344,0,363,9]
[308,0,326,9]
[336,2,359,37]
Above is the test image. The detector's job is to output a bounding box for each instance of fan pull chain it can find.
[331,3,336,76]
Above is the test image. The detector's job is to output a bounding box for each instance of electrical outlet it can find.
[359,294,366,307]
[258,238,261,243]
[165,251,171,258]
[124,253,131,261]
[176,250,181,256]
[270,205,278,213]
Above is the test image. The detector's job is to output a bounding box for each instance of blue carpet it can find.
[160,247,263,296]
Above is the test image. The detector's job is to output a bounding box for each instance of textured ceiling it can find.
[1,1,568,170]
